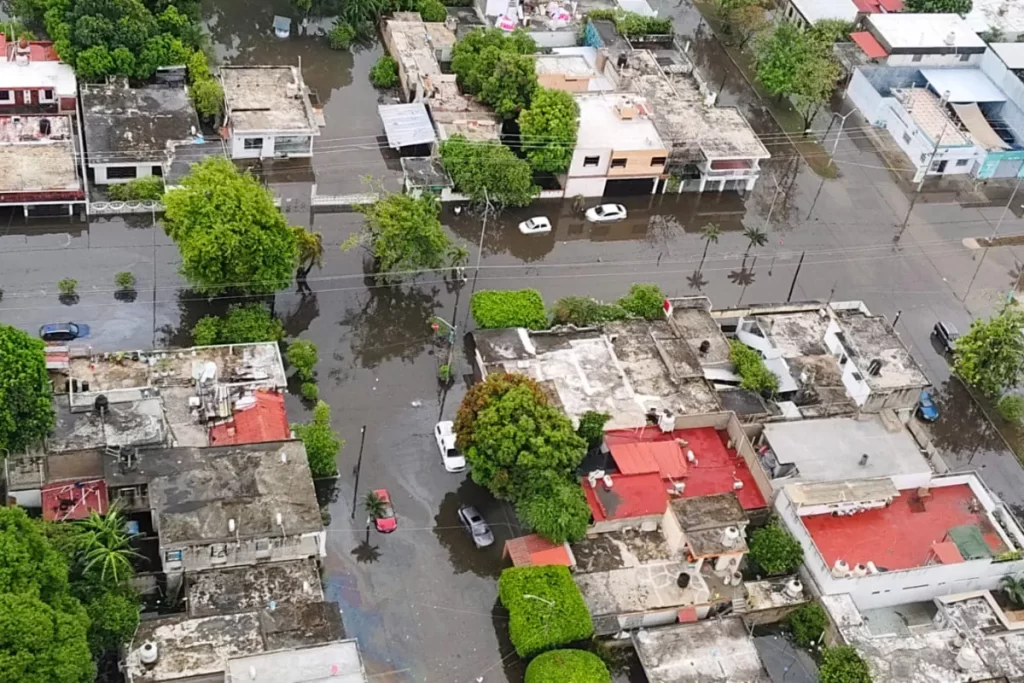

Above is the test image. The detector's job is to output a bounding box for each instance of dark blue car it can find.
[917,390,939,422]
[39,322,89,342]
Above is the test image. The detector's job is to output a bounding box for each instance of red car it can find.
[372,489,397,533]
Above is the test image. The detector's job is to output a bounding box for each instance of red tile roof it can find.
[609,441,688,479]
[583,472,669,522]
[851,31,889,59]
[504,534,574,567]
[209,390,291,446]
[41,480,108,521]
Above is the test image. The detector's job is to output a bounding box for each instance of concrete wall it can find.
[529,30,579,49]
[862,385,923,413]
[230,133,313,159]
[565,176,607,197]
[538,73,591,92]
[848,69,887,123]
[607,147,668,177]
[92,163,162,185]
[982,49,1024,111]
[886,53,982,68]
[741,600,808,626]
[162,530,325,573]
[569,147,610,177]
[590,513,663,535]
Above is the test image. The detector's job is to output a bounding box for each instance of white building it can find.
[220,66,320,159]
[857,14,987,67]
[775,473,1024,610]
[783,0,858,28]
[966,0,1024,42]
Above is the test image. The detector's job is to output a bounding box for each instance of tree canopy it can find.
[498,566,594,657]
[748,522,804,575]
[440,135,539,209]
[470,289,548,329]
[343,191,467,282]
[519,88,579,174]
[455,373,587,502]
[292,400,343,478]
[754,21,840,128]
[191,304,284,346]
[953,305,1024,398]
[819,646,873,683]
[515,478,591,543]
[451,29,536,96]
[525,649,610,683]
[904,0,971,12]
[163,158,299,295]
[0,323,54,454]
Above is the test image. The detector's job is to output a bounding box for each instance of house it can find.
[0,113,85,215]
[966,0,1024,42]
[534,46,614,93]
[185,559,324,618]
[0,37,76,114]
[220,66,320,159]
[80,80,200,185]
[225,641,370,683]
[633,619,771,683]
[976,45,1024,179]
[851,14,987,67]
[566,93,668,197]
[775,473,1024,610]
[383,13,457,103]
[783,0,858,28]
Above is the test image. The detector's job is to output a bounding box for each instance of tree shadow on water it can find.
[336,284,442,370]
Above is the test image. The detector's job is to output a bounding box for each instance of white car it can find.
[435,421,466,473]
[585,203,627,223]
[518,216,552,235]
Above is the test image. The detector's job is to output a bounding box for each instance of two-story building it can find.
[0,36,77,114]
[220,65,320,159]
[851,14,988,67]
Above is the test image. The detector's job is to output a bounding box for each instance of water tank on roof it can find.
[721,526,741,549]
[658,410,675,433]
[94,394,109,414]
[676,572,690,589]
[38,118,50,136]
[785,578,803,599]
[139,642,159,666]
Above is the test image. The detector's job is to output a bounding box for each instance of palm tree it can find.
[77,507,142,586]
[699,223,722,270]
[1003,574,1024,607]
[293,227,325,278]
[364,491,387,521]
[742,226,768,255]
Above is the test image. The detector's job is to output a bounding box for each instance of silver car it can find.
[458,505,494,548]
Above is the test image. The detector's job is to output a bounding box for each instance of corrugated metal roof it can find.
[609,441,688,479]
[379,103,436,149]
[921,69,1008,104]
[850,31,888,59]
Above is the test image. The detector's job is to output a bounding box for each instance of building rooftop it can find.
[124,602,344,683]
[572,528,681,573]
[633,619,770,683]
[583,471,669,522]
[0,115,81,195]
[831,306,931,390]
[105,441,322,547]
[669,301,733,367]
[790,0,859,23]
[991,42,1024,70]
[800,482,1008,571]
[0,55,75,94]
[49,396,168,453]
[503,534,576,568]
[966,0,1024,38]
[534,46,614,90]
[400,156,452,189]
[40,478,108,521]
[81,81,199,164]
[379,102,435,149]
[224,640,369,683]
[670,493,747,531]
[892,88,972,147]
[207,390,290,446]
[867,13,986,51]
[744,577,809,612]
[220,66,318,134]
[384,14,453,97]
[759,416,931,488]
[186,559,323,618]
[575,93,665,151]
[574,560,712,617]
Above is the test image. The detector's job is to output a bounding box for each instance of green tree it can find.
[748,522,804,575]
[110,46,135,77]
[440,135,539,208]
[999,395,1024,423]
[0,324,54,454]
[163,157,299,295]
[287,340,319,381]
[77,508,141,587]
[454,373,587,501]
[618,283,666,320]
[819,646,872,683]
[792,48,841,130]
[479,50,538,118]
[343,191,467,282]
[728,1,768,50]
[417,0,447,21]
[84,589,139,655]
[953,305,1024,397]
[699,222,722,269]
[904,0,971,12]
[114,272,136,290]
[550,296,627,326]
[576,410,611,449]
[191,304,283,345]
[730,340,780,394]
[470,289,548,329]
[525,649,610,683]
[338,0,386,29]
[108,176,164,201]
[74,44,114,80]
[293,227,325,279]
[498,566,594,657]
[369,55,399,88]
[328,22,357,50]
[292,401,342,478]
[755,22,839,129]
[743,226,768,254]
[787,602,827,647]
[516,479,591,543]
[364,490,387,519]
[191,316,221,346]
[189,77,224,121]
[451,29,536,95]
[519,88,579,173]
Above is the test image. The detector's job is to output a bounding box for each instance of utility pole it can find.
[350,425,366,520]
[917,116,950,193]
[965,175,1024,302]
[786,251,805,303]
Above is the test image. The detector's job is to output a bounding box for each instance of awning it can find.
[378,103,436,150]
[921,69,1007,104]
[951,102,1010,150]
[850,31,888,59]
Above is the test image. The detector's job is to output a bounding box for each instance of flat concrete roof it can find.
[967,0,1024,35]
[81,81,199,164]
[790,0,858,23]
[225,640,369,683]
[575,93,665,151]
[0,115,80,194]
[633,619,769,683]
[669,302,732,366]
[761,416,931,486]
[574,561,711,615]
[868,13,986,51]
[991,42,1024,70]
[832,307,930,391]
[670,493,747,531]
[221,66,318,133]
[186,559,323,618]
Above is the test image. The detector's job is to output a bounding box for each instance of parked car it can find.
[39,322,89,342]
[932,321,960,354]
[371,489,397,533]
[458,505,494,548]
[917,390,939,422]
[435,421,466,473]
[518,216,552,235]
[585,204,627,223]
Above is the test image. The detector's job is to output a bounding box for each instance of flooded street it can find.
[4,0,1024,679]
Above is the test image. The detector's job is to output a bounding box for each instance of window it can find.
[912,54,923,63]
[0,90,11,102]
[651,156,667,167]
[959,53,970,62]
[956,159,970,167]
[40,89,54,102]
[902,132,912,144]
[583,155,600,167]
[107,166,137,179]
[611,158,627,168]
[255,539,271,558]
[243,137,264,150]
[164,550,182,567]
[152,165,163,177]
[210,543,227,564]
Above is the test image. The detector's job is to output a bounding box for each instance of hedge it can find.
[525,649,610,683]
[551,296,627,327]
[498,566,594,657]
[471,289,547,329]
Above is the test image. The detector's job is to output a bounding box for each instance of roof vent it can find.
[859,453,870,466]
[943,31,956,46]
[94,394,109,414]
[677,572,691,589]
[785,578,803,598]
[867,359,883,376]
[832,558,850,577]
[139,642,159,666]
[721,526,741,548]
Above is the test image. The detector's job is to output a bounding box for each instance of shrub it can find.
[498,566,594,657]
[576,410,610,448]
[300,381,320,401]
[551,297,627,327]
[730,341,780,394]
[787,602,827,647]
[58,278,78,295]
[617,284,665,320]
[471,289,547,329]
[108,176,164,201]
[292,400,342,478]
[417,0,447,21]
[819,646,872,683]
[190,305,284,346]
[287,340,319,381]
[329,22,357,50]
[999,395,1024,423]
[516,479,591,543]
[369,55,399,88]
[587,9,672,36]
[114,272,135,290]
[748,522,804,575]
[525,649,610,683]
[191,316,221,346]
